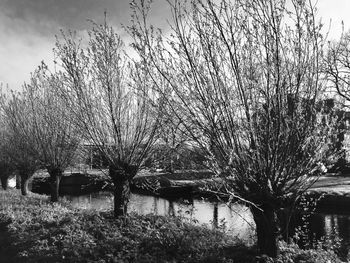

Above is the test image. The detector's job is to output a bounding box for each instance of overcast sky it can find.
[1,0,350,90]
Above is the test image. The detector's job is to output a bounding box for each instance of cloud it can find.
[1,0,124,35]
[4,0,349,91]
[0,0,171,37]
[0,30,54,89]
[0,0,171,90]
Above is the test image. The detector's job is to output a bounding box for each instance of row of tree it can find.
[0,65,80,200]
[2,0,350,258]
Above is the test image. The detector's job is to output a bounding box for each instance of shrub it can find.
[271,241,343,263]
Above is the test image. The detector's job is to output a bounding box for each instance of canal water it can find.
[63,191,350,258]
[63,192,256,244]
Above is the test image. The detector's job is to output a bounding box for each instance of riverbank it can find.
[29,170,350,208]
[0,188,344,263]
[303,176,350,209]
[31,170,112,195]
[29,169,213,197]
[133,172,350,209]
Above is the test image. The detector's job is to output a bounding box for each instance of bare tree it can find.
[129,0,338,257]
[325,31,350,168]
[0,113,12,190]
[0,129,14,190]
[326,31,350,104]
[0,91,40,195]
[0,65,80,199]
[0,165,11,190]
[22,64,81,202]
[55,20,161,217]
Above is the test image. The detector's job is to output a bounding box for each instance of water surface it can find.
[63,192,256,243]
[63,191,350,258]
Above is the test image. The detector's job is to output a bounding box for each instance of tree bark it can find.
[20,177,29,196]
[213,203,218,228]
[251,205,279,257]
[1,176,8,190]
[109,165,137,217]
[15,174,21,189]
[48,168,63,202]
[113,177,130,217]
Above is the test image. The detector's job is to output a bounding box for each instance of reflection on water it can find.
[309,213,350,259]
[279,210,350,259]
[63,191,350,257]
[64,192,255,243]
[129,193,255,243]
[63,192,114,210]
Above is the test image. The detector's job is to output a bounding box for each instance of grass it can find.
[0,188,346,263]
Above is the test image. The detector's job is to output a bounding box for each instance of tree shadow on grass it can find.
[0,220,19,263]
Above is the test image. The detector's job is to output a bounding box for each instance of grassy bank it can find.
[0,189,344,263]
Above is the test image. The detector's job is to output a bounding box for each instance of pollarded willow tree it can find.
[0,65,80,200]
[129,0,339,257]
[0,91,41,195]
[0,122,14,190]
[0,159,12,191]
[23,64,81,202]
[55,20,161,217]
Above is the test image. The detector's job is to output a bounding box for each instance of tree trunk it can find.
[48,168,63,202]
[110,166,137,217]
[251,205,279,257]
[165,150,175,173]
[213,203,218,228]
[20,177,29,196]
[1,176,8,190]
[15,174,21,189]
[113,177,130,217]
